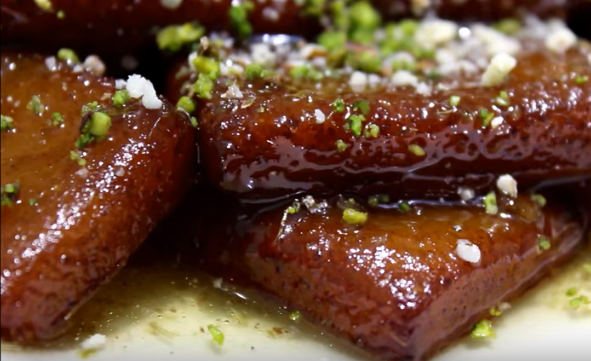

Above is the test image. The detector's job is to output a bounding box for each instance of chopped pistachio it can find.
[88,112,111,136]
[81,101,99,115]
[537,236,551,252]
[398,202,411,212]
[353,100,370,115]
[190,116,198,128]
[493,19,522,35]
[1,115,14,131]
[176,96,196,114]
[479,108,495,127]
[112,89,131,107]
[289,310,302,322]
[408,144,425,157]
[483,191,498,215]
[286,201,301,214]
[348,114,365,137]
[470,320,496,339]
[566,287,578,297]
[449,95,461,107]
[245,63,264,80]
[368,194,391,207]
[27,95,44,115]
[335,139,348,153]
[330,0,348,31]
[569,295,590,309]
[290,65,323,81]
[194,73,215,99]
[363,123,380,138]
[29,198,37,206]
[192,56,220,79]
[303,0,325,17]
[75,133,94,149]
[368,196,379,207]
[229,1,254,40]
[347,50,381,73]
[57,48,80,64]
[342,208,368,225]
[56,10,65,19]
[575,75,589,85]
[489,307,502,317]
[495,90,511,107]
[1,182,20,207]
[207,325,224,346]
[156,23,204,52]
[318,31,346,52]
[530,193,546,207]
[331,98,346,113]
[51,112,64,126]
[34,0,53,12]
[69,150,87,166]
[349,1,381,43]
[399,19,419,36]
[257,106,266,113]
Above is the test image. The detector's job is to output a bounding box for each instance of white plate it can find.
[2,243,590,361]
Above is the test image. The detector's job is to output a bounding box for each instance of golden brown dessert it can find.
[195,190,588,360]
[0,52,195,342]
[169,17,591,200]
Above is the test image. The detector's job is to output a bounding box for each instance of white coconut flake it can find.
[75,167,89,178]
[221,84,244,99]
[125,74,163,109]
[349,71,368,93]
[456,239,481,263]
[80,334,106,350]
[481,53,517,87]
[391,70,419,87]
[45,56,57,71]
[83,55,105,76]
[496,174,518,198]
[457,187,475,201]
[314,109,326,124]
[415,20,458,48]
[545,23,576,53]
[160,0,183,10]
[490,116,504,128]
[250,43,276,66]
[115,79,127,89]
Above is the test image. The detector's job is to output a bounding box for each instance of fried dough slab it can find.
[170,19,591,200]
[0,53,195,342]
[196,192,588,360]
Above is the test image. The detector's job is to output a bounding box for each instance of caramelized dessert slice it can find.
[0,0,319,49]
[170,17,591,201]
[0,52,195,342]
[196,191,588,361]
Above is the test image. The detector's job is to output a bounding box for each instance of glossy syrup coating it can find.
[371,0,573,20]
[196,192,588,361]
[177,41,591,201]
[0,53,196,342]
[0,0,320,49]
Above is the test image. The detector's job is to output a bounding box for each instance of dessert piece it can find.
[0,52,196,342]
[169,17,591,200]
[195,190,588,360]
[0,0,320,49]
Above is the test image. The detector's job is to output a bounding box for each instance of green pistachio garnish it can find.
[483,191,498,215]
[495,90,510,107]
[479,108,495,127]
[353,100,370,115]
[290,65,323,81]
[566,287,578,297]
[489,307,502,317]
[229,1,254,40]
[318,31,346,52]
[408,144,425,157]
[331,98,346,113]
[112,89,131,107]
[245,63,265,80]
[289,310,302,322]
[335,139,348,153]
[207,325,224,346]
[156,23,204,52]
[81,101,99,115]
[303,0,325,17]
[51,112,64,126]
[286,201,301,214]
[537,236,551,252]
[34,0,53,12]
[449,95,461,107]
[330,0,348,31]
[569,295,590,309]
[29,198,37,206]
[363,123,379,138]
[470,320,496,339]
[27,95,44,115]
[56,10,65,19]
[348,1,381,44]
[1,182,20,207]
[342,208,368,225]
[398,202,411,212]
[57,48,80,64]
[1,115,14,131]
[194,73,215,99]
[368,194,390,207]
[347,50,381,73]
[575,75,589,85]
[190,116,198,128]
[69,150,87,166]
[192,56,220,80]
[88,112,111,137]
[530,193,546,207]
[348,114,365,137]
[493,19,522,35]
[176,96,196,114]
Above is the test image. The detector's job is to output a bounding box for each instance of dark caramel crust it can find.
[0,0,319,49]
[196,192,587,360]
[177,43,591,200]
[0,53,195,342]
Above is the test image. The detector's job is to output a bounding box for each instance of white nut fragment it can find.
[125,74,163,109]
[457,187,475,201]
[456,239,482,263]
[496,174,518,198]
[220,84,244,99]
[481,53,517,87]
[490,116,504,129]
[314,109,326,124]
[391,70,419,87]
[80,333,106,350]
[83,55,106,76]
[349,71,368,93]
[44,56,57,71]
[415,20,458,48]
[545,23,576,53]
